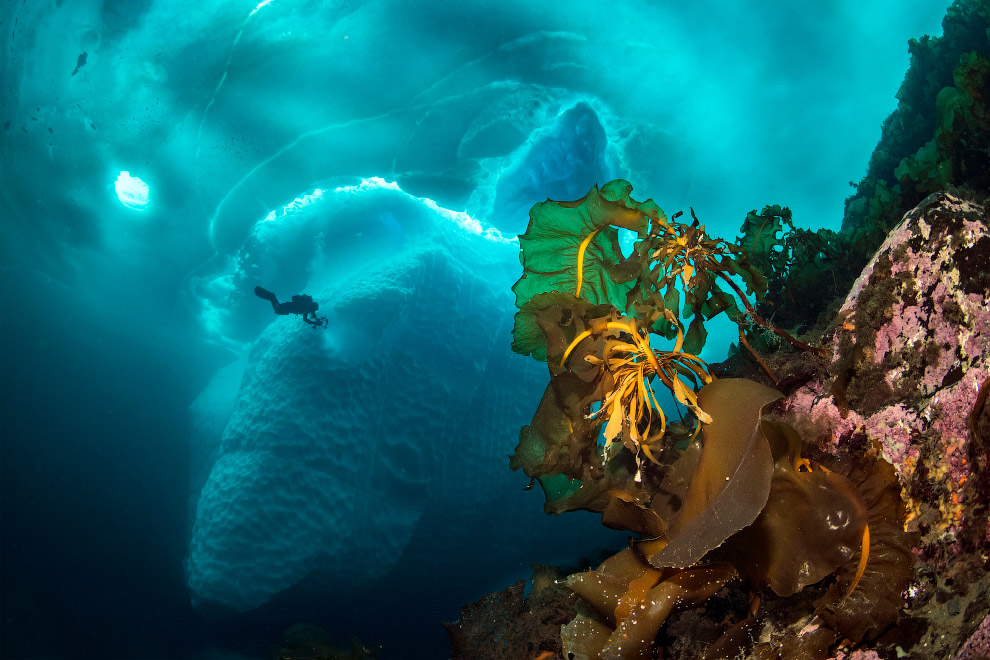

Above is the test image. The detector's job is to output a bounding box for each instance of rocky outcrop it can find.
[778,192,989,659]
[783,192,988,564]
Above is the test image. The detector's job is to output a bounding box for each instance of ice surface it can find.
[493,102,613,226]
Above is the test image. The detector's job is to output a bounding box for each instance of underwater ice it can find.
[183,83,634,613]
[186,174,626,610]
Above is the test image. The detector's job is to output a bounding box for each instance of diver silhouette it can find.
[254,286,328,328]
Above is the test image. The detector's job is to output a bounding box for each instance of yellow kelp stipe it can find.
[560,317,712,466]
[574,228,600,298]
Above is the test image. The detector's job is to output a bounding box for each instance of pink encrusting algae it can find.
[784,193,988,563]
[952,615,990,660]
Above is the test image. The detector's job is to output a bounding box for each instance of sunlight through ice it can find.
[250,0,274,16]
[114,171,149,210]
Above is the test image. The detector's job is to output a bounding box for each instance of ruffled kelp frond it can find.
[643,378,782,569]
[511,180,665,360]
[562,549,736,660]
[627,208,769,353]
[707,419,869,596]
[511,304,715,518]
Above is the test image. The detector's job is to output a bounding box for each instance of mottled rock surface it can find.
[776,192,989,659]
[783,192,988,564]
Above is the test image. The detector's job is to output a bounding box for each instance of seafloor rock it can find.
[445,565,577,660]
[952,615,990,660]
[774,191,989,660]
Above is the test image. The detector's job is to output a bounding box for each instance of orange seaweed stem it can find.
[841,523,870,603]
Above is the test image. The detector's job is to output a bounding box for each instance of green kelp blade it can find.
[535,473,585,514]
[511,292,614,364]
[646,378,781,568]
[737,205,790,269]
[511,180,662,360]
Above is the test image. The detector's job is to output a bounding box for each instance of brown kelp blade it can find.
[647,378,781,568]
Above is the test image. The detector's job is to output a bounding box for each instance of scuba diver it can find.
[254,286,328,328]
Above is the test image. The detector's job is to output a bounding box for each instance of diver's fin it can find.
[254,286,278,303]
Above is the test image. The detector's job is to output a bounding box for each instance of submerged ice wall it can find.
[186,182,623,611]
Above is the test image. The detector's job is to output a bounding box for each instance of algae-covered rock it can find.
[778,191,989,659]
[784,192,989,565]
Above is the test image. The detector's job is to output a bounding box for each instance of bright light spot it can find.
[617,228,636,257]
[115,171,149,210]
[249,0,274,16]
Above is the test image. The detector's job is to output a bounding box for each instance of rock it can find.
[783,192,989,565]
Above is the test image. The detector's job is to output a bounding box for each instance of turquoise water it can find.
[0,1,949,658]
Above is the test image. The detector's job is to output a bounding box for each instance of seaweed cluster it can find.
[508,181,915,659]
[273,623,378,660]
[735,205,840,331]
[736,0,990,332]
[445,565,578,660]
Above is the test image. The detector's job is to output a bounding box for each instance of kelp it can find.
[511,181,824,520]
[814,455,917,642]
[511,180,657,361]
[895,51,990,197]
[710,420,869,598]
[736,205,841,329]
[508,181,914,660]
[621,211,766,355]
[562,548,736,660]
[704,447,915,659]
[643,379,780,569]
[512,180,769,360]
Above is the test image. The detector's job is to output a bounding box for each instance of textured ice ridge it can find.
[187,235,548,610]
